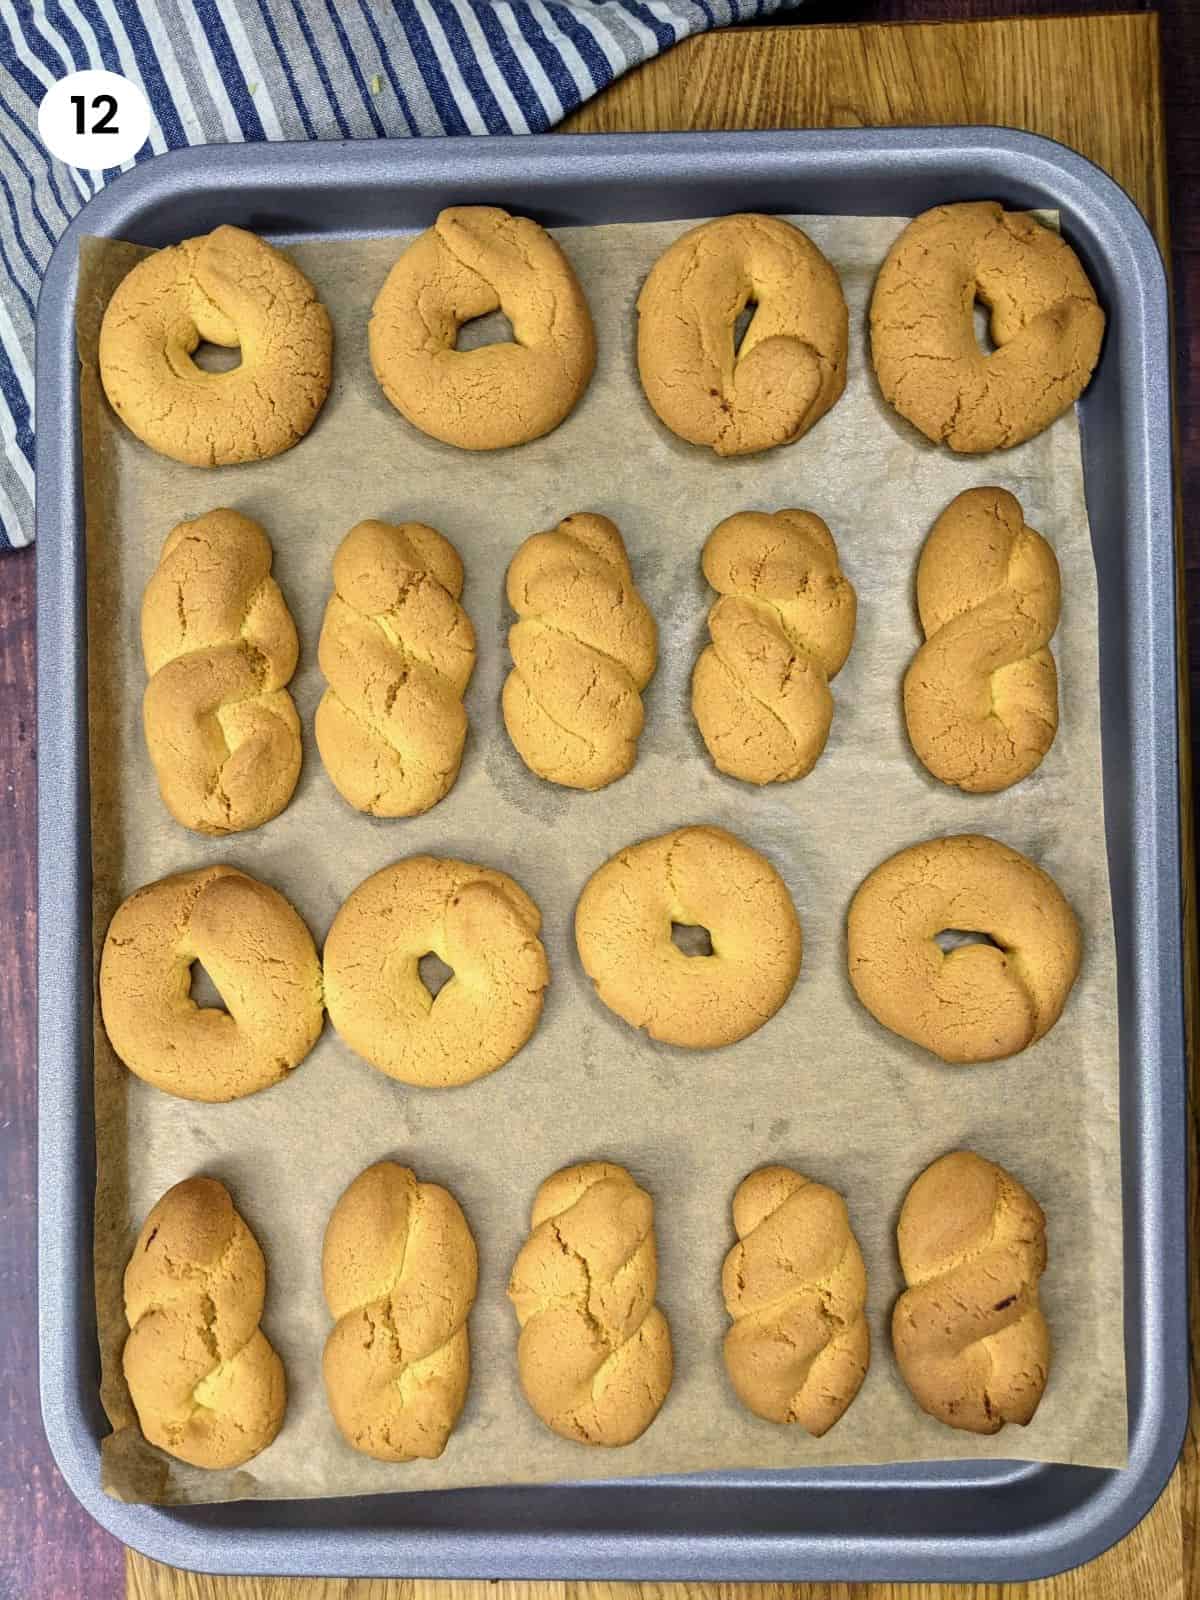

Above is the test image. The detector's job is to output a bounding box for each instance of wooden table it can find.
[3,9,1192,1600]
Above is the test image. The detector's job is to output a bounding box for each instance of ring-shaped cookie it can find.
[574,825,802,1049]
[99,866,324,1101]
[636,214,848,456]
[323,856,550,1087]
[369,206,596,450]
[847,834,1081,1063]
[99,225,333,466]
[869,202,1105,452]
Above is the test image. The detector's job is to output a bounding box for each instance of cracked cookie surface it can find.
[869,201,1104,452]
[504,512,657,790]
[722,1165,869,1435]
[893,1150,1051,1434]
[693,509,856,784]
[574,824,802,1049]
[369,205,596,450]
[123,1177,286,1468]
[141,508,301,835]
[636,213,848,456]
[99,224,332,466]
[846,833,1081,1063]
[322,1161,477,1461]
[508,1161,673,1446]
[99,865,324,1101]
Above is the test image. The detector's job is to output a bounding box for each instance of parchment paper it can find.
[76,213,1126,1507]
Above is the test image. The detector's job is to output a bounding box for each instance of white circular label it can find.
[37,70,152,170]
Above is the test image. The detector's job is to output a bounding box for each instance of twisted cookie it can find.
[99,225,332,465]
[504,513,658,790]
[123,1178,285,1469]
[722,1166,869,1435]
[904,488,1060,793]
[893,1150,1051,1434]
[141,509,300,835]
[323,1162,477,1461]
[316,520,476,817]
[508,1162,673,1446]
[693,510,856,784]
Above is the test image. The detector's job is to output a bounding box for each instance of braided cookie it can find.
[636,214,848,456]
[123,1178,285,1469]
[322,1162,477,1461]
[370,206,596,450]
[508,1161,672,1446]
[893,1150,1050,1433]
[323,856,549,1088]
[870,202,1105,452]
[100,865,323,1101]
[847,834,1081,1063]
[575,825,802,1049]
[904,488,1060,792]
[99,225,332,466]
[141,509,301,835]
[504,513,658,790]
[722,1166,869,1435]
[693,509,856,784]
[315,520,476,817]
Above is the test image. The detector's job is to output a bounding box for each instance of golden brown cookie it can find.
[636,214,848,456]
[99,865,324,1101]
[315,519,476,817]
[574,825,802,1049]
[508,1161,672,1446]
[722,1166,869,1435]
[323,855,549,1088]
[893,1150,1051,1434]
[693,509,856,784]
[369,205,596,450]
[99,225,332,466]
[846,834,1081,1063]
[904,488,1060,792]
[870,202,1105,452]
[123,1177,286,1469]
[504,512,658,790]
[141,508,301,835]
[322,1161,477,1461]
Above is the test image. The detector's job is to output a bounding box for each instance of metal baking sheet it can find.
[36,128,1185,1582]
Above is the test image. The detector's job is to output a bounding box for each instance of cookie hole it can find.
[456,310,514,352]
[973,301,998,356]
[733,301,756,356]
[418,952,454,998]
[671,922,714,958]
[935,928,1002,954]
[191,341,242,373]
[189,961,229,1012]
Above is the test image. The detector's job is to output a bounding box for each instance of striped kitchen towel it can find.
[0,0,801,550]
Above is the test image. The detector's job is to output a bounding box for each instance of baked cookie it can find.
[99,225,332,465]
[123,1178,286,1469]
[722,1166,869,1435]
[636,214,848,455]
[574,824,802,1049]
[370,205,596,449]
[99,865,324,1101]
[322,1162,477,1461]
[847,834,1081,1063]
[870,201,1105,452]
[141,508,301,835]
[904,488,1060,792]
[323,855,549,1087]
[504,513,658,790]
[508,1161,673,1446]
[315,520,476,817]
[693,509,856,784]
[893,1150,1051,1433]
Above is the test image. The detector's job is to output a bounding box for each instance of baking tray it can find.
[35,128,1185,1583]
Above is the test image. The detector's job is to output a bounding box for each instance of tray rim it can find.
[35,125,1187,1583]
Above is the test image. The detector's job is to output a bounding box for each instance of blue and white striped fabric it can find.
[0,0,801,550]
